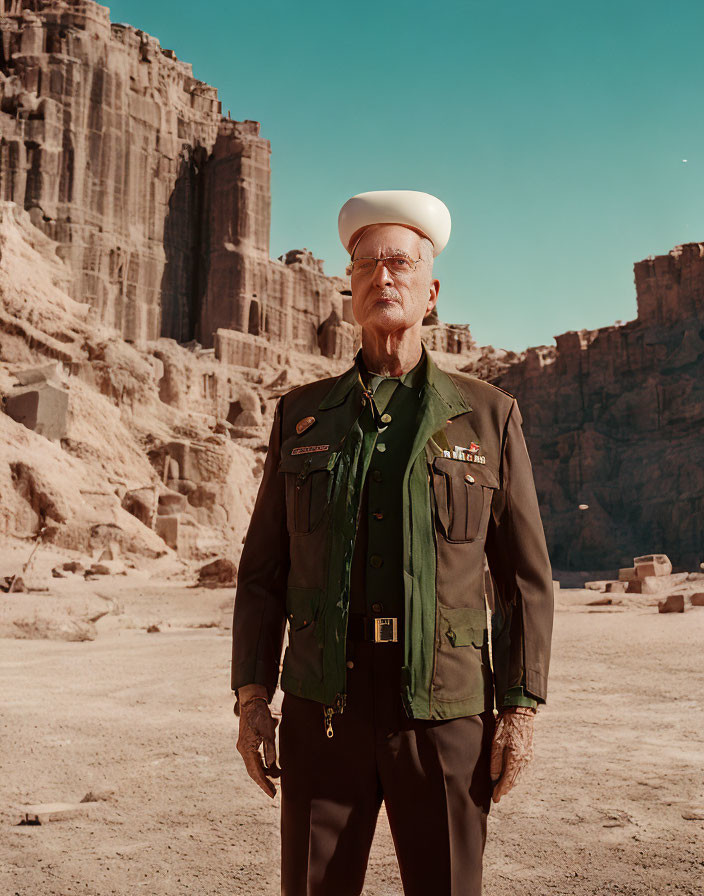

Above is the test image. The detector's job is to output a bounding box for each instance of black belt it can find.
[347,613,400,643]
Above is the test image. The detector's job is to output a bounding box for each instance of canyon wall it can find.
[0,0,475,364]
[493,243,704,570]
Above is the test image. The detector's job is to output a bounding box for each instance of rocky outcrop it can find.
[4,0,701,579]
[493,243,704,571]
[0,0,221,345]
[0,0,480,365]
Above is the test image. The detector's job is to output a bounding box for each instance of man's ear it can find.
[425,279,440,317]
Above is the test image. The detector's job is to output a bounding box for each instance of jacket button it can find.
[465,473,475,483]
[376,443,386,452]
[381,413,392,423]
[370,554,383,568]
[371,470,382,482]
[346,660,354,669]
[372,602,383,613]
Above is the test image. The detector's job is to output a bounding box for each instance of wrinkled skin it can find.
[490,706,536,803]
[236,696,281,799]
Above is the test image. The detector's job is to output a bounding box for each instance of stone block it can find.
[605,581,627,593]
[626,579,642,593]
[634,554,672,577]
[585,581,610,591]
[155,514,197,558]
[618,568,637,582]
[20,802,88,824]
[156,515,179,550]
[658,594,685,613]
[158,490,188,515]
[122,488,156,527]
[5,382,69,440]
[690,593,704,607]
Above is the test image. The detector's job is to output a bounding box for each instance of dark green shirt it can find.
[348,346,538,711]
[349,348,427,623]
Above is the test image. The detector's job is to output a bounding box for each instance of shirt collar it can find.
[353,343,428,393]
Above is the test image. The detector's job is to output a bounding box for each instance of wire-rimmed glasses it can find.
[345,253,423,277]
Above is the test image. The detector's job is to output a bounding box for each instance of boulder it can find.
[62,561,84,573]
[658,594,685,614]
[197,557,236,588]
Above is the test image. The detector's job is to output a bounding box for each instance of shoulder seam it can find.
[446,371,516,401]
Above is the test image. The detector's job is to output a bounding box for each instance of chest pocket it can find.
[278,448,340,535]
[429,456,499,543]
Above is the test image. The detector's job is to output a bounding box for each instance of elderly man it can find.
[231,190,554,895]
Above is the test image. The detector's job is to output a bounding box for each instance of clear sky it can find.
[108,0,704,352]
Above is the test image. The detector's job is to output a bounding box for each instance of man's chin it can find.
[371,298,402,314]
[365,305,405,326]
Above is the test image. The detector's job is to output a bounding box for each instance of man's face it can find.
[349,224,439,334]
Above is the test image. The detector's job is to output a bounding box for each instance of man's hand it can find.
[490,706,535,803]
[235,688,281,799]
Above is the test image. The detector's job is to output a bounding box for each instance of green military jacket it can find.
[231,344,554,721]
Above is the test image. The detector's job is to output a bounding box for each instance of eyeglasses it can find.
[345,254,423,277]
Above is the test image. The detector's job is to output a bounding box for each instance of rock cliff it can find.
[0,0,474,362]
[493,243,704,570]
[1,0,702,576]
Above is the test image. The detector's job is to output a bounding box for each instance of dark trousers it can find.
[279,638,496,896]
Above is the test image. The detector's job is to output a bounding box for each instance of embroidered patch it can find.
[291,444,330,455]
[296,415,316,435]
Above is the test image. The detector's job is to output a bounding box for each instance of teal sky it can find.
[108,0,704,352]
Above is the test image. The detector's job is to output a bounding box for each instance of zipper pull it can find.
[323,705,335,738]
[322,693,346,739]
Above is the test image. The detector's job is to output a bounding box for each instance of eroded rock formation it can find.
[1,0,702,577]
[493,243,704,570]
[0,0,476,361]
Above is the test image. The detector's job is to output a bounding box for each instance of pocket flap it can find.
[286,586,323,627]
[279,447,339,477]
[432,456,499,489]
[439,606,487,648]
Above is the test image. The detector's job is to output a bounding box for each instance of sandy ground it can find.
[1,556,703,895]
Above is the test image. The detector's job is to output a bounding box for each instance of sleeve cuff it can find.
[502,685,538,709]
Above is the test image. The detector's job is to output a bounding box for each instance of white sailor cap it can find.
[338,190,451,258]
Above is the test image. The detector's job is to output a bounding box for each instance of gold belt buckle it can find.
[373,617,398,643]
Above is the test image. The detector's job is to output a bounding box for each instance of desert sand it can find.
[1,540,702,896]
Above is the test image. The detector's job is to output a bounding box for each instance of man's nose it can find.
[371,259,393,287]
